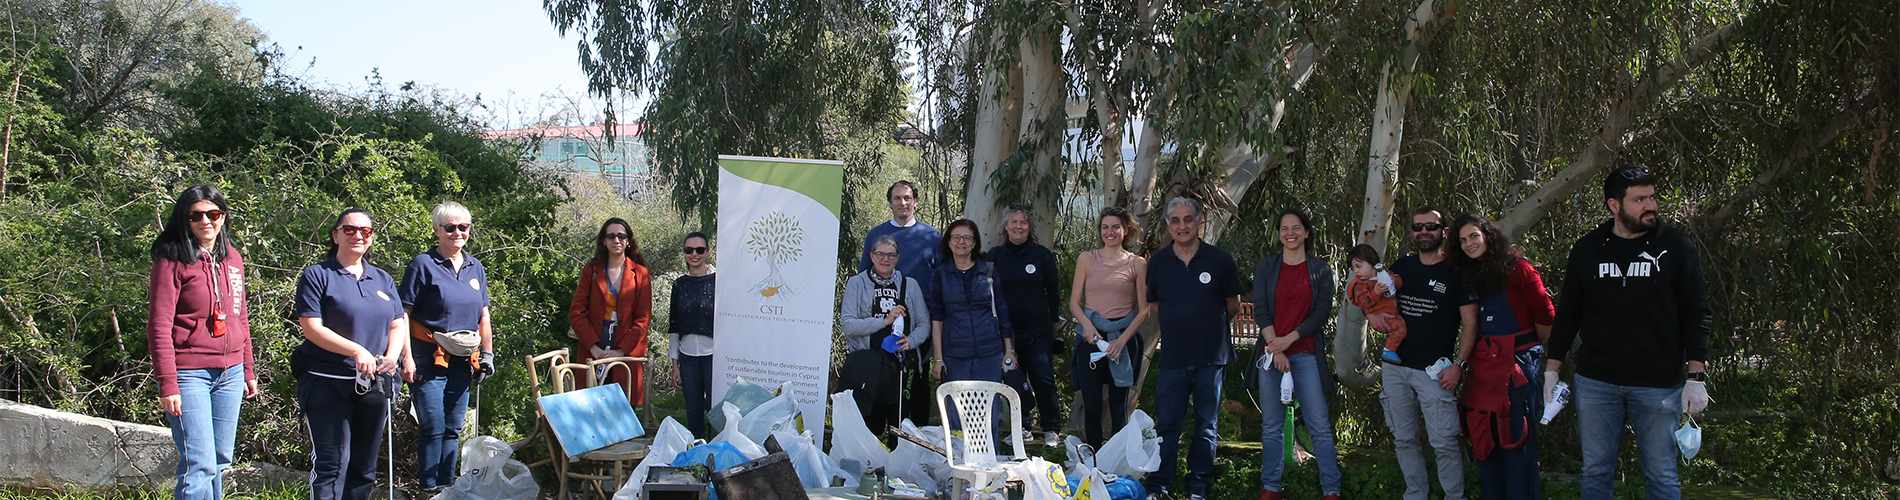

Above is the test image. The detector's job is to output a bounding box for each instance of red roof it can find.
[483,122,644,140]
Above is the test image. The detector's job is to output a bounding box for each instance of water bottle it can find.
[1279,372,1294,404]
[1541,381,1571,425]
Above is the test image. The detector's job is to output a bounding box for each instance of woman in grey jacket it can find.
[838,235,931,438]
[1249,208,1342,500]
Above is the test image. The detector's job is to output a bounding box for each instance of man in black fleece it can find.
[1544,164,1712,500]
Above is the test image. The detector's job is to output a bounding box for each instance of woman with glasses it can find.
[147,185,257,499]
[926,219,1012,430]
[568,217,652,407]
[292,208,409,500]
[396,202,492,493]
[839,235,931,441]
[668,231,716,436]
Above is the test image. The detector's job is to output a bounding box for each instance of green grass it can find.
[0,485,305,500]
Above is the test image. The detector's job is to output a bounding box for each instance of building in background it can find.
[486,122,654,200]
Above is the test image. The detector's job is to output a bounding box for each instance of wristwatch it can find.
[1686,371,1708,382]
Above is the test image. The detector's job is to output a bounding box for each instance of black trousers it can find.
[298,373,391,500]
[1003,331,1062,433]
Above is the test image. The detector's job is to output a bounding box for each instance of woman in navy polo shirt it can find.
[398,202,492,493]
[147,185,257,499]
[292,208,409,500]
[567,217,653,406]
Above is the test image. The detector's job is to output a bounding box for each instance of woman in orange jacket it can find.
[568,217,653,405]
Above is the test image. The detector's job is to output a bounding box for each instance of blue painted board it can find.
[538,385,646,458]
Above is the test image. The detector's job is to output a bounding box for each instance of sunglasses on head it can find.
[440,223,471,233]
[1618,167,1652,180]
[189,210,225,223]
[1410,222,1444,232]
[602,233,630,241]
[337,225,375,237]
[683,246,708,255]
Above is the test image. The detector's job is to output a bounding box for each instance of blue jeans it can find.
[1258,353,1342,495]
[1476,346,1544,500]
[300,372,392,500]
[1576,374,1682,500]
[165,363,246,500]
[409,358,472,489]
[680,354,714,438]
[1146,364,1222,496]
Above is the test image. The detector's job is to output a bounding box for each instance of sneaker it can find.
[1380,349,1402,364]
[1043,431,1060,448]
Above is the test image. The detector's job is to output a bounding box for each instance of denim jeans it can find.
[1576,374,1683,500]
[300,372,391,500]
[1071,333,1143,447]
[679,354,714,438]
[165,363,245,500]
[1002,330,1061,433]
[409,359,471,489]
[1380,363,1466,500]
[1145,364,1222,497]
[1258,353,1342,495]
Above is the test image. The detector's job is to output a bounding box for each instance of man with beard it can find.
[1379,206,1477,500]
[1545,164,1711,499]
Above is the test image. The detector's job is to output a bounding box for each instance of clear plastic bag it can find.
[712,402,768,459]
[738,390,799,444]
[430,436,537,500]
[612,417,697,500]
[1095,410,1160,478]
[1064,461,1112,500]
[770,428,853,488]
[708,378,774,432]
[826,390,889,470]
[886,419,950,493]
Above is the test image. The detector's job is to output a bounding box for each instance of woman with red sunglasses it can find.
[147,185,257,499]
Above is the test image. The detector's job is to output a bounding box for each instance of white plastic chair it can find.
[936,380,1027,494]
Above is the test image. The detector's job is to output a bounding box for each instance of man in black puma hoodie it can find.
[1545,164,1711,500]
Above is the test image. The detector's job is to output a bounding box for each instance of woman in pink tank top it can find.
[1065,207,1151,446]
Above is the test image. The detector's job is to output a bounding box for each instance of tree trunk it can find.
[1204,42,1320,243]
[1016,31,1065,245]
[964,28,1019,239]
[1337,0,1445,385]
[1497,18,1748,238]
[1,50,25,199]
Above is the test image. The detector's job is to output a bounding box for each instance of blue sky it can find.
[229,0,599,121]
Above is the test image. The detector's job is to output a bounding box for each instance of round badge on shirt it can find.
[375,290,391,301]
[1198,272,1212,284]
[469,278,482,291]
[1025,264,1037,274]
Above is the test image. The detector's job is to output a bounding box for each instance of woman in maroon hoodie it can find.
[147,185,257,499]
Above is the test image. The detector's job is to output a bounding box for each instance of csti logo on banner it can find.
[743,211,806,314]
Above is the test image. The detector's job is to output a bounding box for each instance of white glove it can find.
[1683,379,1710,416]
[1542,370,1558,407]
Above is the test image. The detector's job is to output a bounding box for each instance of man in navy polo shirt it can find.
[1143,197,1244,499]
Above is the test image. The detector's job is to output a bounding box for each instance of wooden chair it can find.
[545,356,655,498]
[1231,301,1259,350]
[521,349,571,470]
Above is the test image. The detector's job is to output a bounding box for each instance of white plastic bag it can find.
[886,419,950,493]
[770,428,853,488]
[430,436,537,500]
[1065,462,1112,500]
[709,378,774,432]
[827,390,889,470]
[738,390,799,444]
[1004,457,1071,500]
[1095,409,1160,478]
[712,402,768,459]
[612,417,697,500]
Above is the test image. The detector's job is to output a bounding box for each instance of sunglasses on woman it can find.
[440,223,472,233]
[189,210,225,222]
[683,246,708,255]
[337,225,375,237]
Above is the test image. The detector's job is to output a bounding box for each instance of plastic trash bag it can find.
[887,419,951,493]
[612,417,697,500]
[738,390,799,444]
[708,378,774,433]
[1095,410,1160,478]
[668,442,753,500]
[1064,461,1111,500]
[1004,457,1071,500]
[430,436,537,500]
[827,390,889,470]
[712,403,768,459]
[770,429,853,489]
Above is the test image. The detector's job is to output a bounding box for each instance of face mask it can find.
[1676,416,1702,460]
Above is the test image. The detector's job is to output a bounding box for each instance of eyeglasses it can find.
[337,225,375,237]
[871,251,898,259]
[440,223,471,233]
[949,234,975,242]
[602,233,630,241]
[189,210,224,223]
[683,246,708,255]
[1410,222,1444,232]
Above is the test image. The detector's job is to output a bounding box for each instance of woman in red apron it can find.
[1452,215,1555,499]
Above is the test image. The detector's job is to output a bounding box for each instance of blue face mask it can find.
[1676,416,1702,460]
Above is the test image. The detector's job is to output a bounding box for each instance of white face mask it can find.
[1676,416,1702,460]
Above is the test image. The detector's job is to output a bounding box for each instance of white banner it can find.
[710,155,843,447]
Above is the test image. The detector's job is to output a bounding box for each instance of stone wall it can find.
[0,399,177,488]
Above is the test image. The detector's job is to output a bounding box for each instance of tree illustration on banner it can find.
[745,211,805,299]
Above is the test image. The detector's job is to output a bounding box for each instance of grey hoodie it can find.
[840,269,932,353]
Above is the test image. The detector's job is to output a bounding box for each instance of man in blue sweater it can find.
[859,180,941,424]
